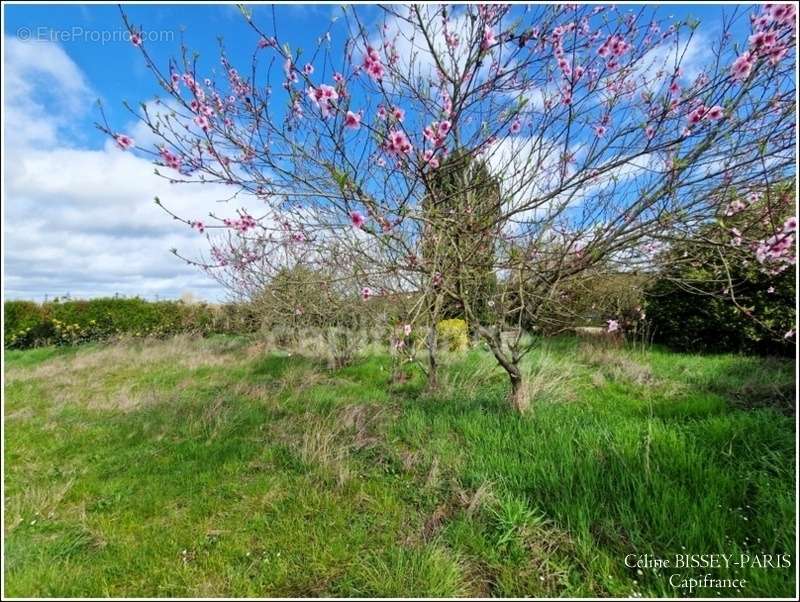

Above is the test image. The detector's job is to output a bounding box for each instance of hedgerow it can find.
[4,298,256,349]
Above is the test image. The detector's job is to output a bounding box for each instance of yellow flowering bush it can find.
[436,318,469,352]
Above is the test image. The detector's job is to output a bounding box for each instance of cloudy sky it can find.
[2,4,352,302]
[2,3,751,302]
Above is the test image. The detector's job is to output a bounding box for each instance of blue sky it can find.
[2,3,757,302]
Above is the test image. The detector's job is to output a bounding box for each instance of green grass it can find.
[3,335,796,597]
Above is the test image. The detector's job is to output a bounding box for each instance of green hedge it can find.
[4,298,257,349]
[646,268,794,357]
[646,184,796,356]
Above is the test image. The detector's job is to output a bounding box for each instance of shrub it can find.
[436,318,469,352]
[646,272,794,356]
[645,183,795,356]
[4,297,252,349]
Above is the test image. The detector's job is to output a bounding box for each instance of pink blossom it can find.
[756,231,795,269]
[363,46,385,81]
[767,286,776,294]
[194,115,210,130]
[645,125,655,140]
[784,216,797,233]
[784,329,795,340]
[344,110,361,129]
[422,149,439,169]
[115,134,135,150]
[303,63,314,75]
[598,35,630,60]
[403,324,412,336]
[769,4,795,24]
[749,31,778,53]
[607,319,620,333]
[350,210,366,229]
[191,220,205,233]
[730,52,754,81]
[361,287,374,300]
[333,72,344,83]
[441,93,452,117]
[385,129,413,155]
[767,45,788,66]
[392,107,405,122]
[130,32,142,47]
[594,125,606,137]
[724,200,747,216]
[307,84,339,117]
[688,105,707,125]
[258,36,276,49]
[482,26,496,50]
[705,105,725,120]
[509,119,522,134]
[437,120,451,137]
[319,84,338,101]
[160,147,182,171]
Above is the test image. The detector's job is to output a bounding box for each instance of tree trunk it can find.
[508,369,528,414]
[477,324,528,413]
[426,324,439,391]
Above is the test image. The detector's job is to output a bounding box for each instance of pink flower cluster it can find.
[481,26,497,50]
[115,134,135,150]
[350,211,366,229]
[159,147,182,171]
[422,120,451,147]
[755,216,796,274]
[687,104,725,125]
[724,199,747,216]
[344,111,361,129]
[307,84,339,118]
[384,129,413,156]
[223,214,257,232]
[363,46,385,81]
[422,149,440,169]
[550,23,584,82]
[732,4,796,80]
[730,52,755,81]
[597,34,630,67]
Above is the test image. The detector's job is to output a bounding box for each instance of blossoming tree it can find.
[103,3,796,411]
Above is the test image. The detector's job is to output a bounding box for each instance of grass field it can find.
[3,335,796,597]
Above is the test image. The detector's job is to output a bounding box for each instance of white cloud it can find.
[2,36,240,301]
[635,31,708,88]
[4,36,93,148]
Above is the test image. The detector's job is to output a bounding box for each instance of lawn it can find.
[3,335,796,597]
